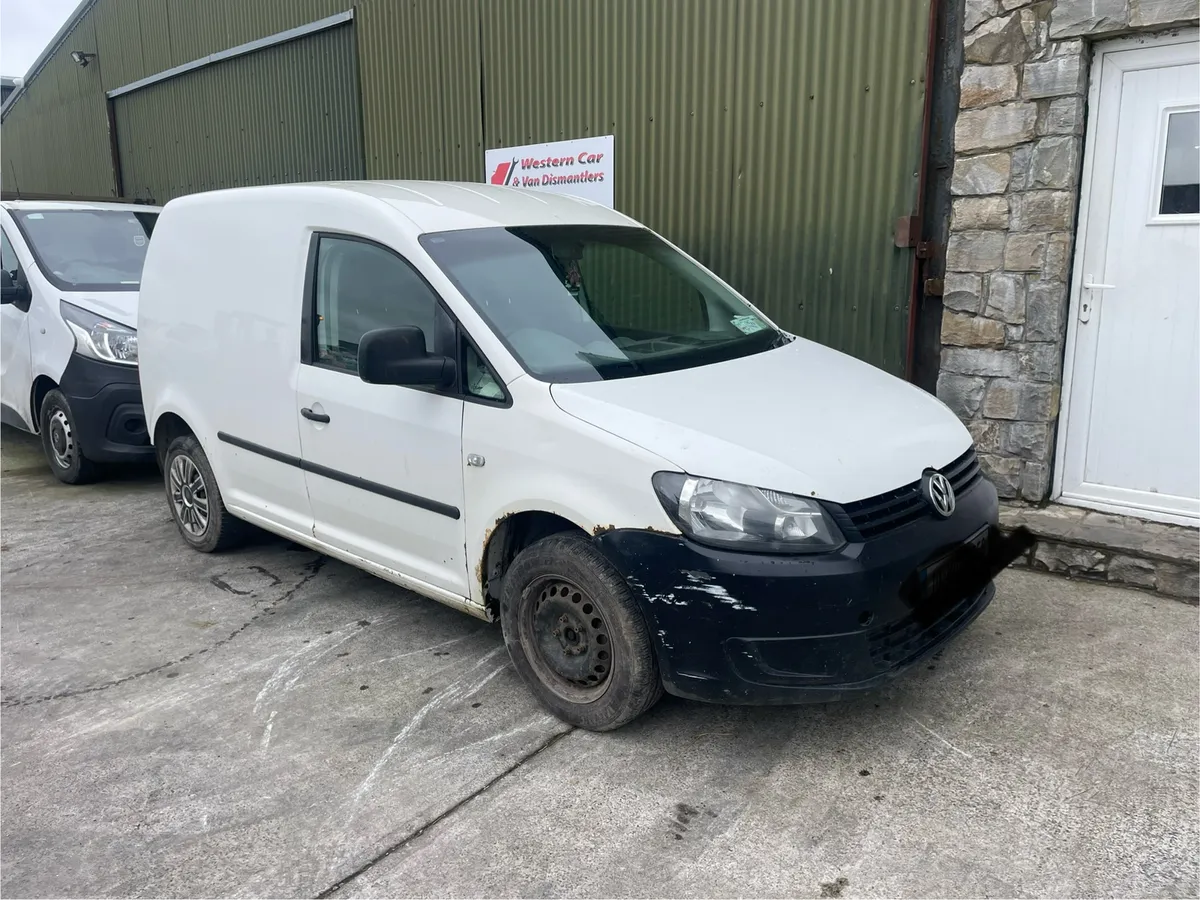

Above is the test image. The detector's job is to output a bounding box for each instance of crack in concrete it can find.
[0,557,326,709]
[314,727,574,898]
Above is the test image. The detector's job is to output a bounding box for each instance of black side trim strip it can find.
[216,431,461,520]
[218,431,302,468]
[300,458,461,519]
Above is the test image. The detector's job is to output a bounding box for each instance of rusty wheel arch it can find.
[479,511,584,618]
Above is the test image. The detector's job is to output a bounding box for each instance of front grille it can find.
[828,447,982,541]
[867,581,989,670]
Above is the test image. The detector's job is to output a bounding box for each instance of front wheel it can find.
[39,390,98,485]
[500,533,662,731]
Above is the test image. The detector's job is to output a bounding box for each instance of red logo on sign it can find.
[489,160,517,186]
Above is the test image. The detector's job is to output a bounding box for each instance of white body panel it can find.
[0,211,37,424]
[462,377,678,606]
[138,180,975,617]
[1056,33,1200,525]
[0,202,155,430]
[551,336,971,504]
[296,365,468,596]
[137,192,319,538]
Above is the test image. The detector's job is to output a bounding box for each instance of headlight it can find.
[60,301,138,365]
[652,472,844,553]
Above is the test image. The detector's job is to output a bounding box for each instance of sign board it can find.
[485,135,614,208]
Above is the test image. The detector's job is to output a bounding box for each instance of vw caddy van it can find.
[138,182,1007,731]
[1,200,161,482]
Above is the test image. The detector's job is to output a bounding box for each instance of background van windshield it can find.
[420,225,784,383]
[13,209,158,292]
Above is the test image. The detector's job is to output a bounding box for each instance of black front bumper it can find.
[594,477,1011,705]
[59,354,154,463]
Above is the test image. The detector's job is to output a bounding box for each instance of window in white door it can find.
[1150,105,1199,222]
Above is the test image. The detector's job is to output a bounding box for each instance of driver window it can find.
[313,236,438,375]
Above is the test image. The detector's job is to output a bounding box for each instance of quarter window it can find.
[1,230,18,279]
[312,236,441,374]
[463,341,505,401]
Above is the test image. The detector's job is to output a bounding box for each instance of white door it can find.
[0,227,35,429]
[296,233,470,598]
[1058,34,1200,525]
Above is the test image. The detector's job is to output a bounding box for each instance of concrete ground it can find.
[1,424,1196,899]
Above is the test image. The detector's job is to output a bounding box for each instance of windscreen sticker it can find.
[133,235,146,247]
[730,315,767,334]
[26,213,43,220]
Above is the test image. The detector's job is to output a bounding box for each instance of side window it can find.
[1,230,20,281]
[312,236,439,374]
[1158,109,1199,216]
[463,341,505,401]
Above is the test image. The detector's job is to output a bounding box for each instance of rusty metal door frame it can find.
[906,0,963,390]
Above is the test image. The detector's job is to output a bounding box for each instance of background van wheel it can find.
[164,435,250,553]
[39,390,98,485]
[500,533,662,731]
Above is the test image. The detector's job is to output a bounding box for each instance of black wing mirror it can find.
[0,269,31,307]
[357,326,455,388]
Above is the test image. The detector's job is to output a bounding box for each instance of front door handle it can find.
[301,407,330,424]
[1079,274,1116,323]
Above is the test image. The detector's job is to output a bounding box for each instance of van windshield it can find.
[12,209,158,292]
[419,225,788,383]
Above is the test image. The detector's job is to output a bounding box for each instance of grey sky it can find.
[2,0,80,79]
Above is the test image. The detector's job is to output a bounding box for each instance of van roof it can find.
[2,199,163,213]
[168,181,637,232]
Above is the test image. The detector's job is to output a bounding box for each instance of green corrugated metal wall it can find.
[356,0,480,181]
[478,0,930,373]
[0,9,114,197]
[1,0,931,373]
[113,24,364,202]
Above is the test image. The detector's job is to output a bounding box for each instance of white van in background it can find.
[1,200,162,482]
[138,181,1006,731]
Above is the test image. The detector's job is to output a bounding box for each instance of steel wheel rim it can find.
[47,409,75,470]
[169,454,210,537]
[520,576,613,704]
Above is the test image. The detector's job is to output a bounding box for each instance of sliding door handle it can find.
[301,407,330,424]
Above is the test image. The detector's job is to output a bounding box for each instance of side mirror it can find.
[0,270,30,307]
[358,325,455,388]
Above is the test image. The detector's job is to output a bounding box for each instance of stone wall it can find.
[936,0,1199,501]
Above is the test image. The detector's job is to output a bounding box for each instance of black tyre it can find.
[39,389,99,485]
[500,533,662,731]
[163,434,250,552]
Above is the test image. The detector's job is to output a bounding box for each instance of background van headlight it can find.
[652,472,844,553]
[60,301,138,365]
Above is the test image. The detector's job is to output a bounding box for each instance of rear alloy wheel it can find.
[163,435,250,553]
[169,453,210,538]
[39,390,98,485]
[501,533,662,731]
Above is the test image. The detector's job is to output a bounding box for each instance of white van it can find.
[1,199,162,482]
[138,181,1003,731]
